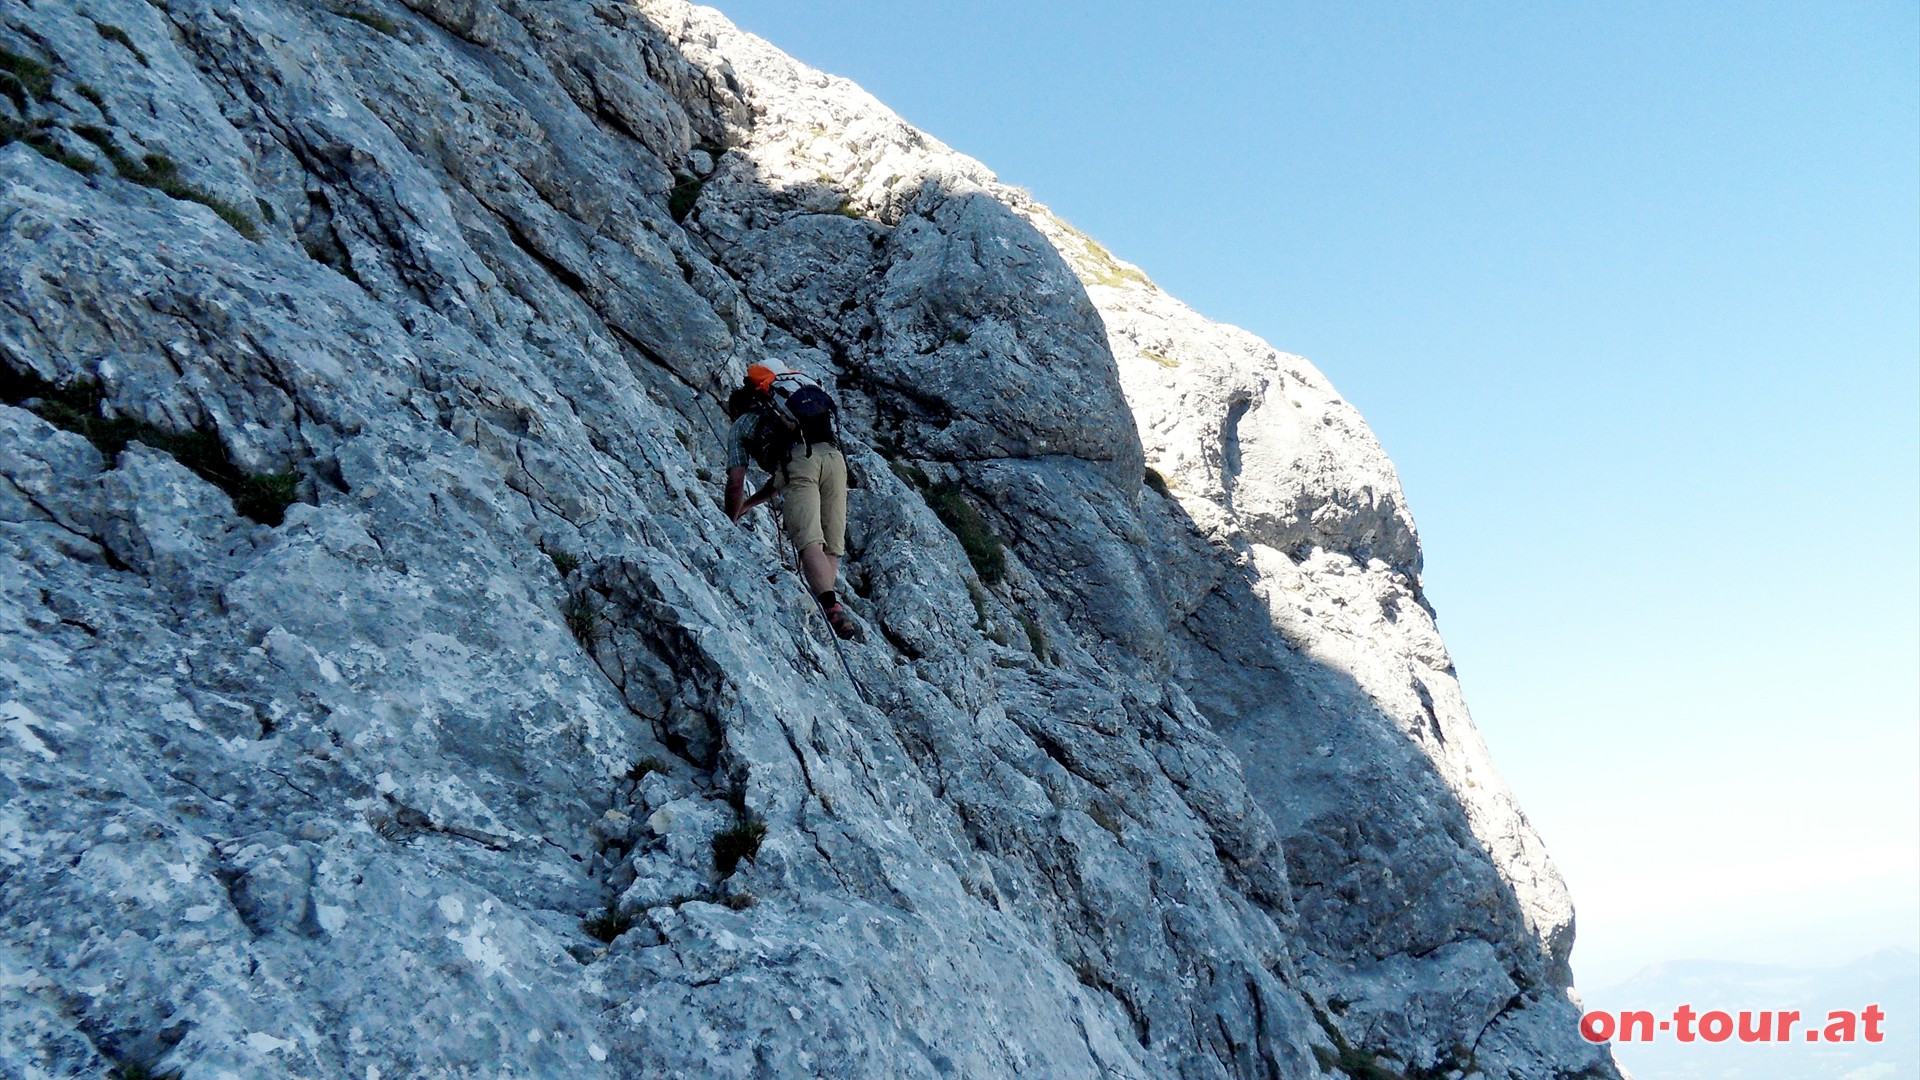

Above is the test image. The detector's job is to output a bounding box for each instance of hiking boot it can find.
[822,600,865,643]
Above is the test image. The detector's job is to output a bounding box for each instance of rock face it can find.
[0,2,1618,1078]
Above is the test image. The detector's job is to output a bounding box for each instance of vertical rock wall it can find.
[0,1,1616,1077]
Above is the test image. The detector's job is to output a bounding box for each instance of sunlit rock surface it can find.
[0,2,1617,1077]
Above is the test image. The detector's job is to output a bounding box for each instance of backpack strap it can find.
[742,398,799,474]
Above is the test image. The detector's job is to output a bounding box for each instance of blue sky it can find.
[707,0,1920,988]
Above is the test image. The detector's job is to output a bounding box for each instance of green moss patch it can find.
[70,126,258,239]
[0,48,54,110]
[1,367,302,526]
[925,481,1006,585]
[2,114,98,175]
[18,128,98,174]
[333,8,402,36]
[92,22,149,66]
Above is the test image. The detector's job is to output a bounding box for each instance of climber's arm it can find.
[726,466,776,522]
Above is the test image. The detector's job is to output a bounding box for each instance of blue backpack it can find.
[782,382,837,450]
[744,373,837,470]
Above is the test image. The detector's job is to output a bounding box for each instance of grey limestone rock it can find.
[0,1,1618,1077]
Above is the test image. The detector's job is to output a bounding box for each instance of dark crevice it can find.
[1220,395,1249,508]
[1412,677,1443,745]
[501,213,589,294]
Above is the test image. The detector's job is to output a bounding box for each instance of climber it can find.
[724,364,865,642]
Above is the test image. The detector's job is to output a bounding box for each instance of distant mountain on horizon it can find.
[1587,948,1918,1080]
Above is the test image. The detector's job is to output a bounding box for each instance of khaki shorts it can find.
[776,442,847,558]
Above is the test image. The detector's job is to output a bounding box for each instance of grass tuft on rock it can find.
[112,1064,182,1080]
[887,458,930,491]
[1310,1045,1407,1080]
[711,818,766,875]
[925,481,1005,584]
[25,134,99,175]
[3,114,93,174]
[1302,990,1450,1080]
[0,49,54,108]
[544,545,580,578]
[235,472,301,525]
[1,367,302,526]
[334,8,402,36]
[581,906,632,943]
[625,757,668,782]
[561,591,602,646]
[1046,213,1155,290]
[70,127,259,239]
[1018,613,1047,658]
[92,22,149,66]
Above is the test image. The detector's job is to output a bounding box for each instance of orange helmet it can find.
[745,364,777,392]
